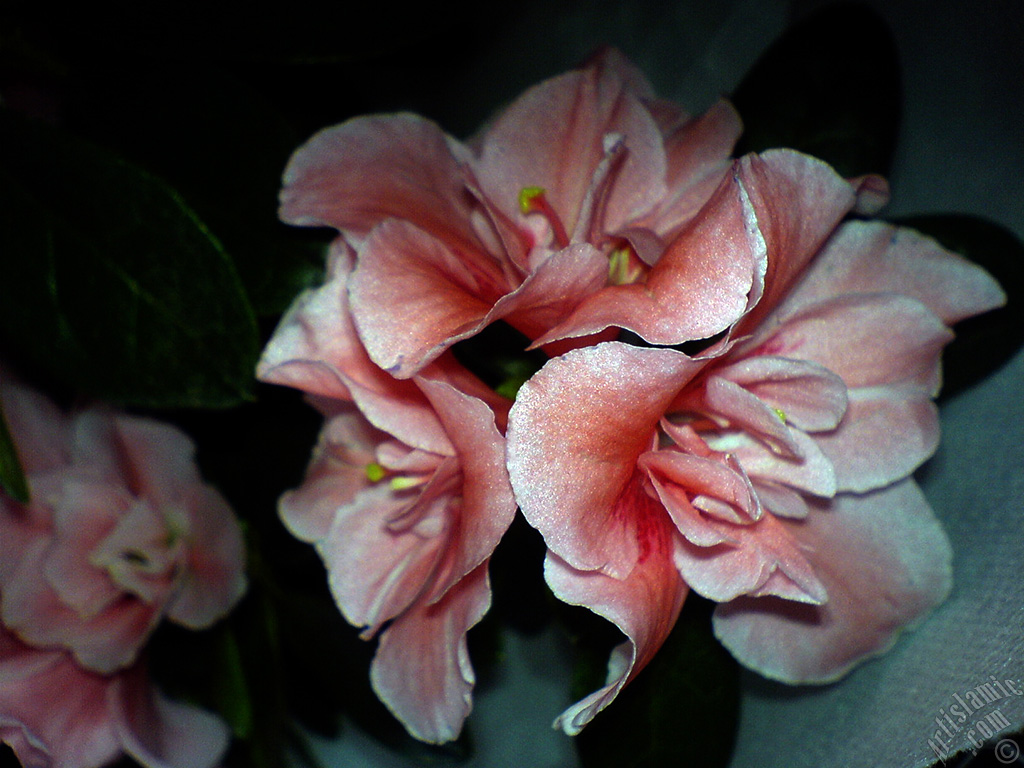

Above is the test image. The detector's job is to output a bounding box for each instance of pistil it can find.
[519,186,570,249]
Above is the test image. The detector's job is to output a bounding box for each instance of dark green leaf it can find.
[213,625,254,739]
[573,596,740,768]
[896,214,1024,398]
[0,109,259,408]
[0,398,30,503]
[732,1,901,178]
[62,61,325,317]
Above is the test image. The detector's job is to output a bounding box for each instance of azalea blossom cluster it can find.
[0,375,248,768]
[257,49,1004,742]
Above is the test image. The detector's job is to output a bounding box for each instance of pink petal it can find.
[43,479,129,620]
[507,342,702,577]
[257,241,456,454]
[752,480,809,520]
[725,427,837,498]
[750,293,952,391]
[491,243,609,341]
[641,449,760,523]
[814,386,940,493]
[645,473,733,546]
[473,52,667,239]
[847,173,890,215]
[278,408,383,543]
[0,376,70,476]
[671,510,827,605]
[712,479,952,683]
[167,484,247,630]
[88,499,177,603]
[348,219,506,377]
[531,167,763,348]
[320,469,448,636]
[3,486,160,674]
[0,629,120,768]
[713,356,848,432]
[544,542,687,735]
[701,375,804,458]
[109,415,200,509]
[782,220,1006,325]
[255,239,359,402]
[279,112,482,253]
[111,665,230,768]
[370,562,491,744]
[414,378,517,602]
[644,98,744,238]
[731,150,856,335]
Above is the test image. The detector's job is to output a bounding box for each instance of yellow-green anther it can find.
[519,186,546,215]
[389,475,422,491]
[607,247,630,285]
[365,462,386,483]
[773,407,787,424]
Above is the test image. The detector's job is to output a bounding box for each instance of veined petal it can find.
[280,112,483,253]
[531,168,764,348]
[491,243,609,341]
[255,240,362,402]
[257,240,457,455]
[545,544,687,735]
[781,220,1006,325]
[415,378,517,603]
[714,356,848,432]
[645,98,744,238]
[749,293,952,391]
[732,150,857,334]
[319,468,450,637]
[474,51,667,239]
[278,409,384,544]
[646,473,733,546]
[713,480,952,683]
[723,427,837,499]
[815,386,940,493]
[672,510,827,605]
[641,449,760,523]
[370,562,491,744]
[508,342,702,577]
[702,375,803,458]
[349,219,505,378]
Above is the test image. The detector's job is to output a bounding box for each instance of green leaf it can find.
[0,109,259,408]
[62,61,325,317]
[732,1,901,178]
[896,214,1024,399]
[213,625,254,740]
[573,596,740,768]
[0,398,30,503]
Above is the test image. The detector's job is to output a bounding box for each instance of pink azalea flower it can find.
[277,48,851,378]
[257,242,517,742]
[0,378,248,676]
[0,626,229,768]
[0,376,245,766]
[506,218,1005,733]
